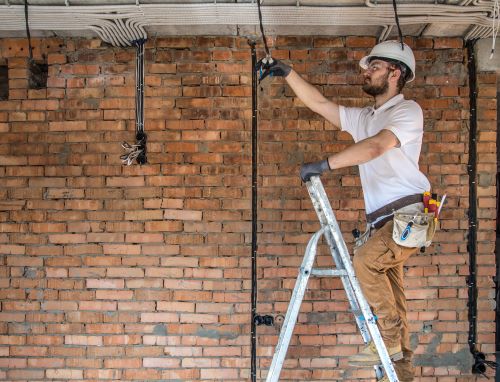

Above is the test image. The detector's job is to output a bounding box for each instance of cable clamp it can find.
[120,134,147,165]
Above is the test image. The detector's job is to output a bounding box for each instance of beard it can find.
[362,72,390,97]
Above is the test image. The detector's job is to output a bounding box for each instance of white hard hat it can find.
[359,40,416,82]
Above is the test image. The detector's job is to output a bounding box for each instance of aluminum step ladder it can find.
[265,176,400,382]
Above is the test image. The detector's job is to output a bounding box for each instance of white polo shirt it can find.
[339,94,430,214]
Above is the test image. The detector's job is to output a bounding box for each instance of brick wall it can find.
[0,36,496,381]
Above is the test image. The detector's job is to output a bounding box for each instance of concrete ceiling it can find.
[0,0,497,46]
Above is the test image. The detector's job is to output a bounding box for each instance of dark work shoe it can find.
[379,358,415,382]
[348,341,403,367]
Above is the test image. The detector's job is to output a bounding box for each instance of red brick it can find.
[103,358,141,369]
[148,63,177,74]
[140,313,179,323]
[49,121,86,131]
[96,290,133,300]
[7,369,45,379]
[65,335,102,346]
[434,38,463,49]
[79,301,117,311]
[86,279,125,289]
[345,36,376,48]
[85,369,122,379]
[163,209,202,220]
[46,369,84,379]
[48,234,86,244]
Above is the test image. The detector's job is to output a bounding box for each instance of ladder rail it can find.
[307,179,372,341]
[264,176,400,382]
[307,176,399,382]
[307,178,382,378]
[265,229,324,382]
[321,227,385,380]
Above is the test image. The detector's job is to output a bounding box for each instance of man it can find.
[258,41,430,381]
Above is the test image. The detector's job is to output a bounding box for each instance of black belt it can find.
[366,194,423,229]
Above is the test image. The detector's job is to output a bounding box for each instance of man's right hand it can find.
[300,159,331,182]
[255,57,292,81]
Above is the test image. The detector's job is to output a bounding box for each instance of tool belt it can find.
[366,194,423,230]
[392,206,437,248]
[354,194,423,251]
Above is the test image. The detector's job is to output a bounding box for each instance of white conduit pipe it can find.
[365,0,492,12]
[473,0,495,6]
[466,24,490,38]
[89,25,110,45]
[0,3,495,46]
[100,21,129,47]
[116,18,137,43]
[0,4,493,24]
[0,5,144,46]
[140,4,491,25]
[378,24,393,42]
[460,0,475,6]
[125,18,148,41]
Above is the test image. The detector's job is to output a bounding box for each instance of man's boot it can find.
[378,358,415,382]
[394,356,415,381]
[348,341,403,367]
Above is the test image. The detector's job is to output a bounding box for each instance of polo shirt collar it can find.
[371,94,404,115]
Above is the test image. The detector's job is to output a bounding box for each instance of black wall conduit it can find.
[121,38,147,166]
[496,85,500,381]
[250,1,279,379]
[249,39,258,382]
[466,39,497,377]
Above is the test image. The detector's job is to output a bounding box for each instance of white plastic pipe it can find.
[0,2,495,46]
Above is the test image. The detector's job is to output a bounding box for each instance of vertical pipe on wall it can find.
[496,87,500,381]
[466,39,496,376]
[249,39,258,382]
[466,38,480,372]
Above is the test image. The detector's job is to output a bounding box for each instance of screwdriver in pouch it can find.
[400,216,416,241]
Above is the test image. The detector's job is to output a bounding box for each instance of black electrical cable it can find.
[24,0,47,90]
[466,39,497,377]
[121,39,147,165]
[466,38,478,362]
[249,40,258,382]
[392,0,404,49]
[134,39,145,138]
[135,39,147,164]
[496,80,500,381]
[256,0,270,56]
[24,0,33,60]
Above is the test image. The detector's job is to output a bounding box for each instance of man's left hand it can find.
[255,57,291,81]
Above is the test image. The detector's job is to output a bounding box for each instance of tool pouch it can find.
[392,204,437,248]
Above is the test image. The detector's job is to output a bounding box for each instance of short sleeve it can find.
[385,101,423,147]
[339,105,364,141]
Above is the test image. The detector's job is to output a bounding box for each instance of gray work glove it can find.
[300,159,330,182]
[255,57,292,81]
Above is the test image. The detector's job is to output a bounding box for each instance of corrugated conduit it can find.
[0,2,496,46]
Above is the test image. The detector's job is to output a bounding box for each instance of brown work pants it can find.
[353,220,418,378]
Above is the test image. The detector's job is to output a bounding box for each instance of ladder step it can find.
[311,268,348,277]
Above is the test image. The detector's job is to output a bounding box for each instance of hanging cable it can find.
[24,0,33,59]
[254,0,277,83]
[466,39,497,377]
[24,0,47,89]
[121,38,147,165]
[256,0,270,56]
[392,0,404,49]
[490,0,499,58]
